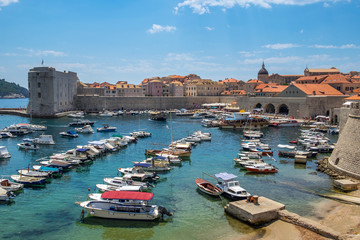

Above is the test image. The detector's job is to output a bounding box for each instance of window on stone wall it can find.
[38,93,41,98]
[38,82,41,88]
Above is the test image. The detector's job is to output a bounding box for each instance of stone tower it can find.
[27,67,78,117]
[329,102,360,179]
[257,62,269,83]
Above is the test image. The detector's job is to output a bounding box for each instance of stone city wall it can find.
[74,96,236,111]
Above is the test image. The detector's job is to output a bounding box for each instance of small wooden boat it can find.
[145,149,191,158]
[0,146,11,159]
[0,178,23,191]
[195,178,223,197]
[10,175,46,186]
[17,169,50,178]
[289,140,298,144]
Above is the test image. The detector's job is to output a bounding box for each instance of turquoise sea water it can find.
[0,99,338,240]
[0,98,28,109]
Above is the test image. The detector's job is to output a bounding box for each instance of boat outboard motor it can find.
[158,206,173,217]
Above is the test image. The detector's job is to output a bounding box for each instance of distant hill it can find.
[0,79,29,98]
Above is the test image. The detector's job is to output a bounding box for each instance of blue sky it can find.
[0,0,359,87]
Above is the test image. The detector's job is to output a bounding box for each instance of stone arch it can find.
[278,104,289,115]
[264,103,275,113]
[254,103,262,108]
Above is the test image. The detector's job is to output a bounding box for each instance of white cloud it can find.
[205,26,214,31]
[165,53,196,62]
[147,24,176,34]
[16,47,66,57]
[323,2,330,7]
[313,44,359,49]
[263,43,301,50]
[300,29,304,34]
[0,0,18,7]
[175,0,345,14]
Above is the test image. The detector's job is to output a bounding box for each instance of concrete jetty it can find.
[224,196,285,225]
[224,196,354,239]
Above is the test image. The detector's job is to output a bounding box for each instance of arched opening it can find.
[278,104,289,115]
[264,103,275,113]
[326,110,330,116]
[254,103,262,108]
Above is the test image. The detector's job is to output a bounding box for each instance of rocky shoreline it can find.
[0,93,26,99]
[316,157,346,180]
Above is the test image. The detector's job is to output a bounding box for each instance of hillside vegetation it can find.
[0,79,29,98]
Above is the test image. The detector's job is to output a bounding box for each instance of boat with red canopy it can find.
[80,191,172,220]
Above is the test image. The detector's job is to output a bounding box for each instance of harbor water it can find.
[0,99,338,240]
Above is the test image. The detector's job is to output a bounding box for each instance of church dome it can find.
[258,62,268,75]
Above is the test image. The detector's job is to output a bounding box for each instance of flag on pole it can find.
[41,59,44,65]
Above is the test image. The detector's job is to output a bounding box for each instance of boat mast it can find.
[170,111,173,145]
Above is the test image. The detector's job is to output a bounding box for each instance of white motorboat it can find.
[68,112,84,118]
[0,132,15,138]
[97,124,116,132]
[118,167,160,181]
[215,172,251,200]
[130,131,151,138]
[75,125,94,133]
[0,178,23,191]
[17,142,39,150]
[33,135,55,145]
[99,111,113,117]
[80,191,172,220]
[96,183,142,192]
[0,187,15,201]
[104,177,150,189]
[0,146,11,159]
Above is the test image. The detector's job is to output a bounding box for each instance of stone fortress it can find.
[329,102,360,179]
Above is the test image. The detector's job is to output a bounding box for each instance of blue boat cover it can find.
[39,166,59,172]
[76,148,90,152]
[153,156,166,160]
[67,130,77,135]
[215,172,238,181]
[134,163,152,168]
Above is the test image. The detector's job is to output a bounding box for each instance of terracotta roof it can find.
[171,81,183,86]
[150,80,162,83]
[321,74,350,84]
[353,88,360,93]
[247,79,263,84]
[222,78,239,83]
[307,68,340,73]
[295,75,327,82]
[171,75,185,79]
[292,83,344,96]
[345,95,360,100]
[255,83,279,90]
[255,85,288,93]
